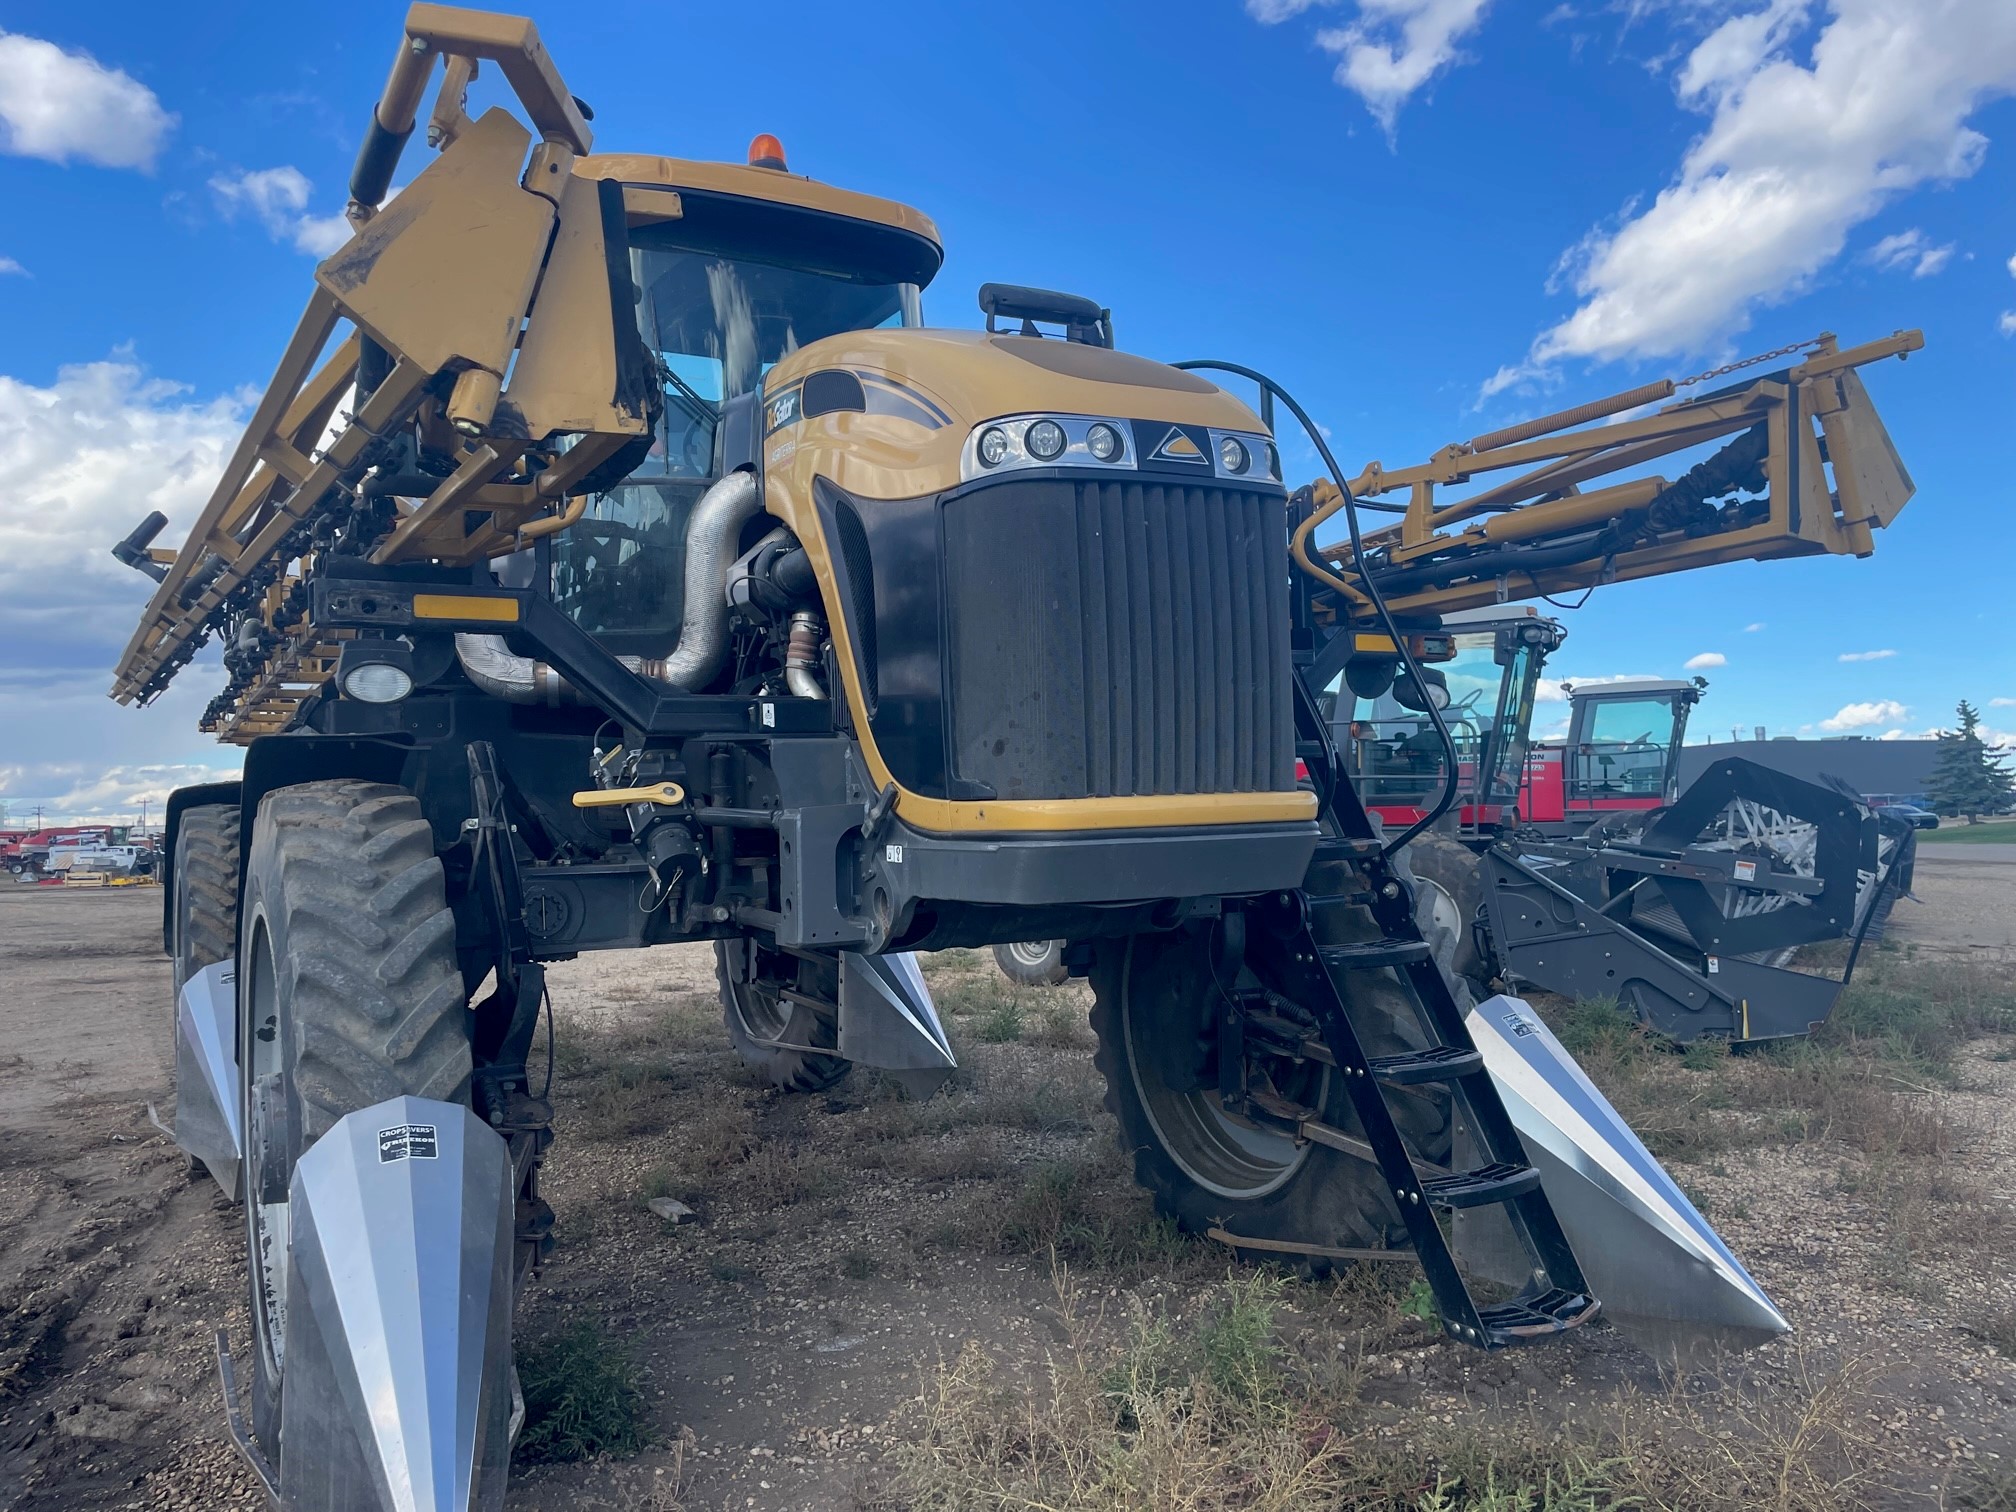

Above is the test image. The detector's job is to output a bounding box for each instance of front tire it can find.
[993,940,1069,986]
[237,780,471,1456]
[718,942,852,1094]
[1089,917,1451,1269]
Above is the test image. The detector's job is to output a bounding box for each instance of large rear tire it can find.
[718,942,852,1094]
[1089,908,1452,1269]
[171,804,239,989]
[237,780,471,1456]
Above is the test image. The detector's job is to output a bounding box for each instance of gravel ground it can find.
[1,876,2012,1510]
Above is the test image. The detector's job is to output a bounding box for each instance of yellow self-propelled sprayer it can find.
[106,10,1922,1507]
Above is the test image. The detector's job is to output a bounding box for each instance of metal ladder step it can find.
[1310,834,1383,865]
[1477,1288,1599,1346]
[1419,1161,1542,1210]
[1368,1044,1483,1084]
[1320,938,1432,971]
[1272,658,1596,1350]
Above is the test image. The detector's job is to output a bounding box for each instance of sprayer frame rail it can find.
[310,568,832,737]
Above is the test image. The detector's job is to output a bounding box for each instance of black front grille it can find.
[942,477,1295,801]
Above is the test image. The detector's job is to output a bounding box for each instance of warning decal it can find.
[378,1123,439,1163]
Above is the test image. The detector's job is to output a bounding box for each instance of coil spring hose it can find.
[1173,360,1459,860]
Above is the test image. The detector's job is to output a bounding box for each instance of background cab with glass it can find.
[1321,607,1560,821]
[547,169,934,654]
[1562,677,1702,806]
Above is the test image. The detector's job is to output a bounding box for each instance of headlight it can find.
[342,662,414,703]
[335,637,418,702]
[1206,428,1275,482]
[960,414,1134,480]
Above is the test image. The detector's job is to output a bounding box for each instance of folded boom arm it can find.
[1295,330,1922,622]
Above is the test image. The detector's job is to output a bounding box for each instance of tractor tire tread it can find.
[174,805,241,985]
[247,781,470,1143]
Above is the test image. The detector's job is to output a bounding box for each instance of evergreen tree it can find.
[1924,700,2015,823]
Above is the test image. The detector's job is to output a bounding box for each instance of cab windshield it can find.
[549,201,932,652]
[1330,630,1540,810]
[1567,694,1687,800]
[625,227,924,482]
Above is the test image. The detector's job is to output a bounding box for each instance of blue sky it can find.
[1,0,2013,821]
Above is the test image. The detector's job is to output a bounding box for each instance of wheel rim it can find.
[244,912,289,1385]
[1005,940,1058,969]
[1119,938,1317,1200]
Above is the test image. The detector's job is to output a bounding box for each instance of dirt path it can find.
[2,877,2013,1510]
[0,885,260,1511]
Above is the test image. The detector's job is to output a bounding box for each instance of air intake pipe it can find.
[454,469,764,704]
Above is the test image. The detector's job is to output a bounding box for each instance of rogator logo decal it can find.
[764,385,802,436]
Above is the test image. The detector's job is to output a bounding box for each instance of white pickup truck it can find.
[48,843,146,874]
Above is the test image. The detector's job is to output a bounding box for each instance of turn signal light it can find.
[748,134,787,170]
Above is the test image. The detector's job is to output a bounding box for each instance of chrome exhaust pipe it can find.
[453,470,763,701]
[451,631,574,706]
[635,468,762,690]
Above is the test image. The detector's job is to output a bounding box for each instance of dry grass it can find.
[882,1267,1922,1512]
[1534,946,2016,1307]
[937,1153,1197,1273]
[1536,946,2014,1167]
[876,945,2016,1510]
[534,943,2014,1507]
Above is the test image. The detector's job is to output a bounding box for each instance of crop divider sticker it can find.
[378,1123,439,1163]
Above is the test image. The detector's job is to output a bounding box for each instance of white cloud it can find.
[1837,648,1896,661]
[2000,310,2016,337]
[1684,651,1726,669]
[0,761,243,824]
[1530,0,2016,365]
[1820,698,1909,730]
[0,355,246,627]
[0,30,175,170]
[0,355,248,816]
[1864,227,1954,277]
[0,257,23,276]
[1991,696,2016,708]
[210,167,352,257]
[1744,621,1766,632]
[1246,0,1332,19]
[1250,0,1495,133]
[293,213,353,256]
[2007,251,2016,277]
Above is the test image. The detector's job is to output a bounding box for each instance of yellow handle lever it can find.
[572,782,687,809]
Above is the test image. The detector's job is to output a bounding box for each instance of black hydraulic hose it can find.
[1172,360,1459,859]
[1362,530,1618,598]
